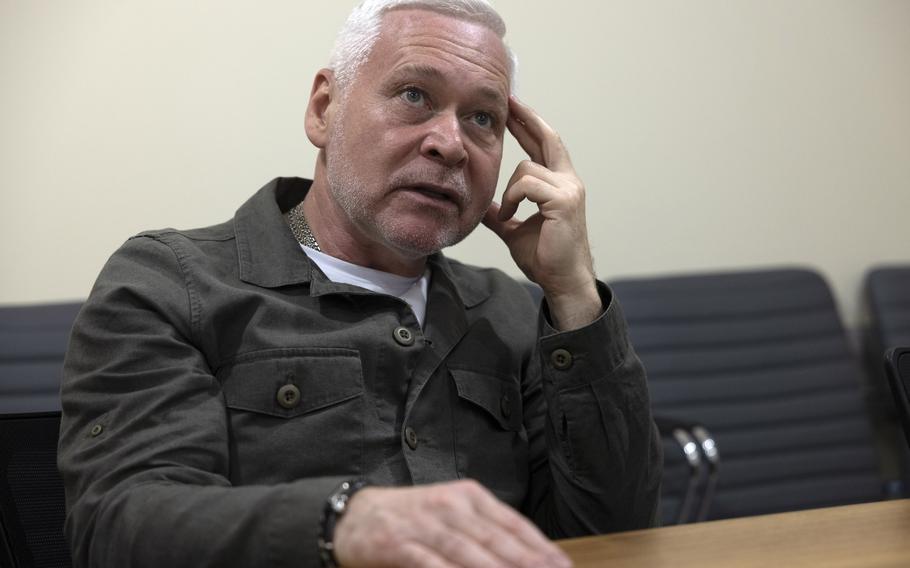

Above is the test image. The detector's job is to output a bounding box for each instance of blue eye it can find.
[402,87,424,105]
[473,112,493,128]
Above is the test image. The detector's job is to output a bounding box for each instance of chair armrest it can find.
[654,416,721,523]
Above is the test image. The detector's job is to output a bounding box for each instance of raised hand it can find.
[483,97,601,330]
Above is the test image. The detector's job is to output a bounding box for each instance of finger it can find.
[465,484,573,568]
[483,202,524,240]
[509,96,573,172]
[423,518,512,568]
[499,165,536,222]
[482,203,507,238]
[441,510,561,568]
[499,175,558,221]
[507,159,566,190]
[397,541,459,568]
[507,113,544,165]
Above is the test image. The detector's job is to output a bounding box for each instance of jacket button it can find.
[394,326,415,346]
[277,384,301,409]
[500,393,513,419]
[404,426,419,450]
[90,424,104,437]
[550,348,573,370]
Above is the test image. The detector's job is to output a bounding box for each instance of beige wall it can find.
[1,0,908,327]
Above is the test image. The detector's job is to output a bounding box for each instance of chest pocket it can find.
[219,348,365,484]
[451,369,523,431]
[450,368,528,504]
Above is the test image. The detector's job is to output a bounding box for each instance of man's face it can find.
[324,9,511,258]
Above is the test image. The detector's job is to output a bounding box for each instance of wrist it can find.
[318,479,368,568]
[544,278,602,331]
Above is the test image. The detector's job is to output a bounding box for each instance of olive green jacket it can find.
[59,177,661,567]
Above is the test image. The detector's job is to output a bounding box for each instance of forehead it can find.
[360,8,511,97]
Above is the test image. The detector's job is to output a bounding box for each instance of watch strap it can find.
[318,479,368,567]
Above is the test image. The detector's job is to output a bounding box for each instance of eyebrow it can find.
[388,63,446,85]
[388,63,508,110]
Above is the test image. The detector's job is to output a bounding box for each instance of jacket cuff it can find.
[538,281,633,390]
[267,476,352,568]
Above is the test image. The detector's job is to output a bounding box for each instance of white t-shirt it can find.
[300,245,431,327]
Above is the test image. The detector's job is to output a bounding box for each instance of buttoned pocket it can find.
[220,348,363,418]
[450,369,522,431]
[217,348,365,484]
[449,368,528,504]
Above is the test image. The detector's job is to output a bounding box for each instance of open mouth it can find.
[402,184,459,205]
[413,188,450,201]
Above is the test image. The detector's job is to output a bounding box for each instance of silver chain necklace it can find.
[286,202,321,251]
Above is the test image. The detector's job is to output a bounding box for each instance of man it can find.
[59,1,661,566]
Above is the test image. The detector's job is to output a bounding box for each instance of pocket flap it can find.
[450,368,522,431]
[219,348,363,419]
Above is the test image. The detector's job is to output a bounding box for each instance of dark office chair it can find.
[523,281,720,524]
[0,303,82,413]
[884,348,910,452]
[0,302,80,567]
[611,268,883,523]
[653,416,719,524]
[0,412,71,568]
[865,267,910,350]
[863,266,910,493]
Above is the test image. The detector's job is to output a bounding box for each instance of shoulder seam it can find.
[132,233,203,346]
[132,226,235,243]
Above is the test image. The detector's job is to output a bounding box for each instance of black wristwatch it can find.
[318,479,368,567]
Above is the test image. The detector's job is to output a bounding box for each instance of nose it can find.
[419,112,468,168]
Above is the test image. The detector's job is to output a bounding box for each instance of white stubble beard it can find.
[324,102,485,258]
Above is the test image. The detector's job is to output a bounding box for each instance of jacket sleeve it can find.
[58,235,345,568]
[519,281,662,537]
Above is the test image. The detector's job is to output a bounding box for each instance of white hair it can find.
[328,0,518,91]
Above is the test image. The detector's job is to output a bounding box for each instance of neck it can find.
[301,172,428,278]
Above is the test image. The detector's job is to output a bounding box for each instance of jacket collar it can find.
[234,177,315,289]
[234,177,491,308]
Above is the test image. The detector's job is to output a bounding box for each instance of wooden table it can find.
[558,499,910,567]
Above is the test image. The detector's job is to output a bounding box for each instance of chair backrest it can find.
[865,266,910,351]
[885,347,910,451]
[0,303,82,413]
[611,268,882,522]
[863,266,910,491]
[0,412,71,568]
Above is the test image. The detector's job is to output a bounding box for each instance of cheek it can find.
[470,150,503,198]
[355,125,423,171]
[341,102,395,148]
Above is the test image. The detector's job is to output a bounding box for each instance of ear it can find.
[305,69,337,149]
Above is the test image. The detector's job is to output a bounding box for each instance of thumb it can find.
[482,202,508,239]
